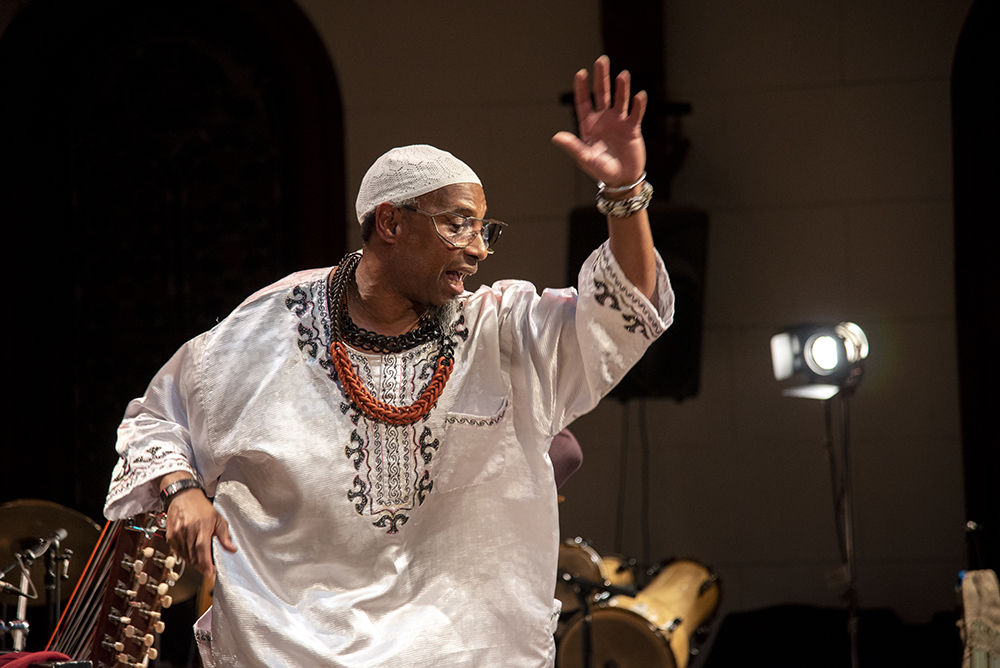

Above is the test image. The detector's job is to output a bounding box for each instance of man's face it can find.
[391,182,489,309]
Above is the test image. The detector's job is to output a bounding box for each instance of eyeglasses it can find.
[400,205,507,254]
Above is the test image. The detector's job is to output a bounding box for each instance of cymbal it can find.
[0,499,102,606]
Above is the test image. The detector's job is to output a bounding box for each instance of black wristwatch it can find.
[159,478,204,510]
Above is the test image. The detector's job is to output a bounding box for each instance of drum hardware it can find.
[644,556,677,581]
[557,559,721,668]
[556,539,637,623]
[560,571,641,668]
[1,500,103,652]
[0,528,72,651]
[698,574,718,597]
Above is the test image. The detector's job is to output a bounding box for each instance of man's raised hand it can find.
[552,55,647,189]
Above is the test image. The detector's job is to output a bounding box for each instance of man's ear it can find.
[373,202,399,243]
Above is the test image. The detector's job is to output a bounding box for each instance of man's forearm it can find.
[607,206,658,307]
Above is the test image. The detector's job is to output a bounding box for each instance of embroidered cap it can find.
[355,145,482,224]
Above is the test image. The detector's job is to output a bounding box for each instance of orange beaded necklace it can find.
[327,253,456,426]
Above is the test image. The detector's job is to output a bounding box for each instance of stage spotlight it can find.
[770,321,870,668]
[770,322,869,399]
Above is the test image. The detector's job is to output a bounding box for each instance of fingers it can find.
[192,525,216,578]
[573,68,593,122]
[215,515,238,554]
[615,70,631,117]
[592,55,611,111]
[577,56,640,122]
[629,89,648,125]
[551,131,586,158]
[164,493,235,578]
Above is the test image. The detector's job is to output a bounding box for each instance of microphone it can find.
[21,528,68,561]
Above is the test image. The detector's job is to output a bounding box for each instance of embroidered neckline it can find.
[326,252,456,425]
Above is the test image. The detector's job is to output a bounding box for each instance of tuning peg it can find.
[120,556,144,575]
[153,553,178,570]
[113,581,137,599]
[136,607,161,621]
[116,653,145,668]
[124,625,154,647]
[108,608,131,626]
[101,635,125,653]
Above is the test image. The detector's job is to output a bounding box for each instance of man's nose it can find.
[464,233,490,259]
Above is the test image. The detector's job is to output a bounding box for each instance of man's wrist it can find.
[159,477,205,510]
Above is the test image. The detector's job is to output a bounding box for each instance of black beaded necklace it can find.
[327,252,443,354]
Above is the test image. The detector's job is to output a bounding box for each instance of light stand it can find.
[829,389,859,668]
[771,321,868,668]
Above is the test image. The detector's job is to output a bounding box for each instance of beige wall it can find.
[295,0,603,291]
[652,0,971,623]
[295,0,972,624]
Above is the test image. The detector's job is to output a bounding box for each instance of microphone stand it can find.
[44,537,63,640]
[561,572,638,668]
[11,563,30,651]
[1,535,70,651]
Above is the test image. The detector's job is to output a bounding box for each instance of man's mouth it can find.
[445,269,474,292]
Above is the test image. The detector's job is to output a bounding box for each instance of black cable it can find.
[640,401,652,569]
[825,398,848,564]
[614,399,630,554]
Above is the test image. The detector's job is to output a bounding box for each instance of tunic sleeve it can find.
[104,332,218,519]
[500,240,673,440]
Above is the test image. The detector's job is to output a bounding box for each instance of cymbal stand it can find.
[561,572,639,668]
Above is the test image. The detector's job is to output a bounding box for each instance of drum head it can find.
[556,540,605,616]
[557,607,677,668]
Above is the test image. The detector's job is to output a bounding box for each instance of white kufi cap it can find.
[356,144,482,223]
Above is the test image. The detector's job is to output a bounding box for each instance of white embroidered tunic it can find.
[105,242,673,668]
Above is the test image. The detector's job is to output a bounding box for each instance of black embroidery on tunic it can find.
[416,471,433,505]
[594,279,621,311]
[454,313,469,342]
[285,286,310,316]
[287,279,467,535]
[444,399,509,427]
[621,313,649,337]
[591,247,659,341]
[348,475,369,515]
[340,403,362,425]
[346,430,366,470]
[419,427,440,464]
[373,511,408,534]
[296,322,320,358]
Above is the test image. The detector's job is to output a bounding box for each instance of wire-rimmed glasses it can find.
[400,205,506,254]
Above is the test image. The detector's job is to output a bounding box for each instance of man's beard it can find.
[423,296,462,331]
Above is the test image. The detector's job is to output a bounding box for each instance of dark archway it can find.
[952,0,999,573]
[0,0,345,528]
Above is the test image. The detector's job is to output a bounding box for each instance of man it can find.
[105,56,673,667]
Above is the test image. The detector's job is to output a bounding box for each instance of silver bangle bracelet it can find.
[596,181,654,218]
[597,171,647,194]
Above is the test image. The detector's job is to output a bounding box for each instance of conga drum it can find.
[555,538,635,620]
[557,559,719,668]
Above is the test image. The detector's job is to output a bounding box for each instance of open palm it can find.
[553,55,647,188]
